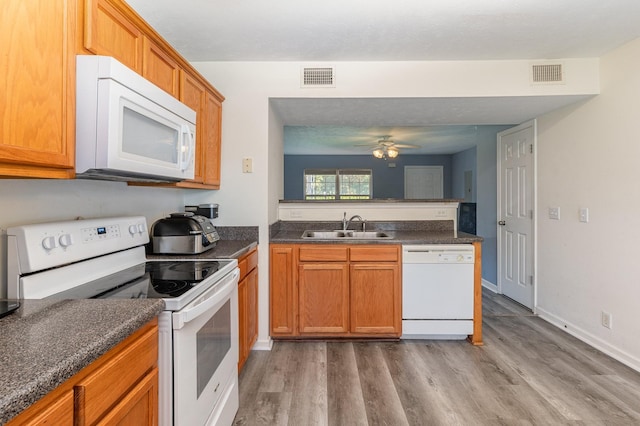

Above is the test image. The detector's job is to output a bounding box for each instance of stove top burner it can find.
[151,279,191,297]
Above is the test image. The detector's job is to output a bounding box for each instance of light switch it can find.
[579,207,589,223]
[548,207,560,220]
[242,157,253,173]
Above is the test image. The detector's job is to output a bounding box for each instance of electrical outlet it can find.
[601,311,612,329]
[242,157,253,173]
[548,207,560,220]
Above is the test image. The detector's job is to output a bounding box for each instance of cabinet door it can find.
[350,263,401,335]
[6,390,74,426]
[96,368,158,426]
[84,0,143,72]
[246,267,259,351]
[0,0,75,177]
[203,92,222,187]
[179,71,206,184]
[238,275,248,370]
[270,246,296,336]
[298,263,349,334]
[74,325,158,425]
[143,36,180,97]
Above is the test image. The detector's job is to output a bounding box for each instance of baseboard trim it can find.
[482,279,498,293]
[536,306,640,373]
[252,338,274,351]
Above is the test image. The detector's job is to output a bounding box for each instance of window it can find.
[304,169,372,200]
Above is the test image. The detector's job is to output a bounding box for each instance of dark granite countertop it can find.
[0,299,165,425]
[279,199,462,203]
[270,229,481,244]
[269,220,482,245]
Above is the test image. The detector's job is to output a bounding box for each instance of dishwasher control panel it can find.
[402,245,475,264]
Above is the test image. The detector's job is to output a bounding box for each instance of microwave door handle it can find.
[180,124,195,172]
[172,268,239,330]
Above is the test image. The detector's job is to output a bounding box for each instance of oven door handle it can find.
[172,268,240,330]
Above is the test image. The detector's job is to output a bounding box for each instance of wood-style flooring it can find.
[234,291,640,425]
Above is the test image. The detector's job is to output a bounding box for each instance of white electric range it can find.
[6,216,239,426]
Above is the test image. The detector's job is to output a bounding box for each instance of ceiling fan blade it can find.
[393,143,420,149]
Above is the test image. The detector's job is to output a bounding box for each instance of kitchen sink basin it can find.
[301,230,393,239]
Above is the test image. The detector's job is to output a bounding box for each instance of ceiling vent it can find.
[531,63,564,84]
[301,67,335,88]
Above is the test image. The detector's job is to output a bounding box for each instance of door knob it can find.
[498,220,506,226]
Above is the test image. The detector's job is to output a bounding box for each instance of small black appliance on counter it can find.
[185,203,218,219]
[150,212,220,254]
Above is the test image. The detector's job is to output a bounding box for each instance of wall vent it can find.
[301,67,335,87]
[531,63,564,84]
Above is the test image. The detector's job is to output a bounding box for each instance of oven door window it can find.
[197,299,231,397]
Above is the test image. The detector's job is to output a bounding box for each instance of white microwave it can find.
[76,55,196,182]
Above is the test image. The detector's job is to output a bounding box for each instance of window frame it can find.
[303,168,372,200]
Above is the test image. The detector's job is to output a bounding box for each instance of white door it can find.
[404,166,443,199]
[497,121,535,309]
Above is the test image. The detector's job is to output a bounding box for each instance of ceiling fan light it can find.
[373,148,384,158]
[387,147,399,158]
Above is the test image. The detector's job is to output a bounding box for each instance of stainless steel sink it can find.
[301,230,393,239]
[301,230,349,238]
[345,231,393,239]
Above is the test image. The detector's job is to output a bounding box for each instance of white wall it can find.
[190,58,601,349]
[536,38,640,371]
[0,179,184,297]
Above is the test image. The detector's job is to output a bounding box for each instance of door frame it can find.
[496,119,537,311]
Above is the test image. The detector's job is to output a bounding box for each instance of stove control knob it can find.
[128,224,138,235]
[42,236,57,250]
[59,234,73,248]
[137,223,146,234]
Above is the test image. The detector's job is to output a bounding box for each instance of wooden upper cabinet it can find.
[179,71,207,184]
[203,92,222,188]
[84,0,143,72]
[142,36,180,97]
[0,0,76,178]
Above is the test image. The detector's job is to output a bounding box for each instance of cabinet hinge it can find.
[529,275,534,285]
[530,144,533,154]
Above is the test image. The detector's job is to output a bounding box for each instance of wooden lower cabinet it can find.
[7,319,158,426]
[238,247,259,372]
[298,262,349,334]
[270,244,402,338]
[350,263,401,334]
[270,245,296,336]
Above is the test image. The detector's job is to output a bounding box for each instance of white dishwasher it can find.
[402,244,475,339]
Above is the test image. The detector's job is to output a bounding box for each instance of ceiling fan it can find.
[356,136,419,159]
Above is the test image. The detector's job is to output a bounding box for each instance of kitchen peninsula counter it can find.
[0,299,164,425]
[269,220,483,244]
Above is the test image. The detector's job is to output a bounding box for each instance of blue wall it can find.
[451,146,477,201]
[284,155,453,200]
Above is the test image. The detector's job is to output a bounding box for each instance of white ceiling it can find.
[126,0,640,154]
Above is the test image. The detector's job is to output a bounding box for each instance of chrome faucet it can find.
[342,212,366,231]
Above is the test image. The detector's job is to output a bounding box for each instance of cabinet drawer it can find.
[74,324,158,425]
[239,247,258,279]
[299,246,348,262]
[350,246,400,262]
